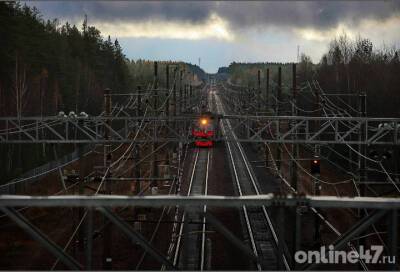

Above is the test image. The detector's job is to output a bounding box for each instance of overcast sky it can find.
[27,1,400,73]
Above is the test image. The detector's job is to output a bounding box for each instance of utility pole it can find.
[189,84,193,110]
[103,88,112,269]
[132,86,141,237]
[258,69,261,112]
[276,67,282,172]
[358,92,367,255]
[358,92,367,197]
[173,68,177,118]
[190,72,194,108]
[78,127,85,252]
[154,62,158,111]
[165,65,170,169]
[169,66,178,161]
[185,82,189,113]
[184,84,187,113]
[247,85,251,113]
[135,85,142,196]
[313,84,321,247]
[152,62,159,187]
[290,64,298,190]
[266,68,270,111]
[291,64,300,261]
[246,85,251,139]
[166,64,170,118]
[179,69,183,115]
[265,68,270,169]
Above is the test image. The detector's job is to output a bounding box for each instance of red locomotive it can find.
[192,112,215,147]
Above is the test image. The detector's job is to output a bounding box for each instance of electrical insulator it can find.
[311,158,320,175]
[369,150,379,160]
[382,150,392,160]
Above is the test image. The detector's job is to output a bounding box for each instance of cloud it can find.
[217,1,400,30]
[28,1,216,25]
[94,13,234,41]
[28,1,400,31]
[294,14,400,45]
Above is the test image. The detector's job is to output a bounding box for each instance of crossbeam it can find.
[0,115,399,145]
[1,195,400,209]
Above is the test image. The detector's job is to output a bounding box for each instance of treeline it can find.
[299,34,400,117]
[0,2,134,117]
[127,59,205,89]
[225,34,400,118]
[226,62,294,90]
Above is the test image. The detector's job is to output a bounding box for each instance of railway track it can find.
[171,147,211,270]
[213,89,290,270]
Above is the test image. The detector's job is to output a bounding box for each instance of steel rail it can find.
[162,142,190,271]
[200,150,210,271]
[172,85,212,269]
[173,146,211,270]
[172,149,200,266]
[215,90,289,270]
[222,116,261,271]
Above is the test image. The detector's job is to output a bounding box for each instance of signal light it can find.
[311,157,320,175]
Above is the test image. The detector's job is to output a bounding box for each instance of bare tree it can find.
[337,33,354,92]
[13,52,28,119]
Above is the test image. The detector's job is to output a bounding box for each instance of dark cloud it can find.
[29,1,216,23]
[215,1,400,30]
[28,1,400,30]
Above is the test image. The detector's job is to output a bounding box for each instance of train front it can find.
[192,114,214,147]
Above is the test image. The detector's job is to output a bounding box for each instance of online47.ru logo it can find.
[294,245,396,264]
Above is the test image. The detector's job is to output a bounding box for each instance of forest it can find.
[312,34,400,117]
[0,2,132,117]
[225,34,400,118]
[0,2,205,182]
[226,62,294,89]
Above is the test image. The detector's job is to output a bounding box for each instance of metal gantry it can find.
[0,195,398,269]
[1,115,399,145]
[1,194,400,209]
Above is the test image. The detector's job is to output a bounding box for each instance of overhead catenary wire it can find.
[224,73,377,270]
[50,79,171,269]
[309,80,396,252]
[318,90,400,193]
